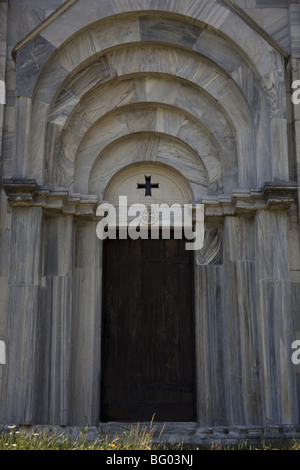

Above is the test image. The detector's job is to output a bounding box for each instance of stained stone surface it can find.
[0,0,299,438]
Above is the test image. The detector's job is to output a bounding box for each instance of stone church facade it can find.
[0,0,300,442]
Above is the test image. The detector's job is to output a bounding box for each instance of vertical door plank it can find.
[101,237,195,422]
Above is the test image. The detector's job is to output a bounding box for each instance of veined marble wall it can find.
[0,0,300,430]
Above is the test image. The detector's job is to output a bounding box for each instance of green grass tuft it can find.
[1,425,300,451]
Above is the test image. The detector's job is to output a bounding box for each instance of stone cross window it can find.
[137,176,159,197]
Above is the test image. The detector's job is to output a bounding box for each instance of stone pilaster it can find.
[36,215,74,425]
[4,206,43,424]
[255,210,298,424]
[223,216,261,426]
[292,58,300,218]
[195,264,226,426]
[70,221,102,426]
[0,0,7,175]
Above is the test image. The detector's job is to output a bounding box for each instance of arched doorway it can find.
[100,163,196,422]
[101,236,195,422]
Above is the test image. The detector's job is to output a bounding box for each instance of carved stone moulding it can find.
[2,179,298,219]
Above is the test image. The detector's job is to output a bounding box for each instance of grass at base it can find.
[0,426,300,451]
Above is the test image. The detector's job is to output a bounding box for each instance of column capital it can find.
[2,179,298,219]
[2,179,38,206]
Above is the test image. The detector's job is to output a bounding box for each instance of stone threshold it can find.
[1,423,300,447]
[100,422,300,447]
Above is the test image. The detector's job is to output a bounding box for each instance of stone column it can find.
[4,206,42,424]
[36,215,74,425]
[194,223,225,426]
[70,221,102,426]
[223,216,262,426]
[0,1,9,416]
[292,58,300,218]
[0,0,7,173]
[195,264,226,426]
[0,193,10,424]
[255,210,298,424]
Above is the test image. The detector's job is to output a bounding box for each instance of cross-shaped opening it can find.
[137,175,159,197]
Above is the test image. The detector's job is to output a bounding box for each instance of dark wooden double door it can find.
[101,237,196,422]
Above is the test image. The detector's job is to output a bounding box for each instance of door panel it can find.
[101,237,195,422]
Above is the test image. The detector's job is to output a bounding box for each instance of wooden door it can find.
[101,237,195,422]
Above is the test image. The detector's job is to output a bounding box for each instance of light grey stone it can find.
[15,35,56,98]
[0,0,299,442]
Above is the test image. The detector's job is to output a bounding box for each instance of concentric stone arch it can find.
[19,9,288,193]
[88,133,210,200]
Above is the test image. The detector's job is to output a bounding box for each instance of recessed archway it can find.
[103,162,195,206]
[99,160,198,422]
[89,134,209,201]
[3,0,296,433]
